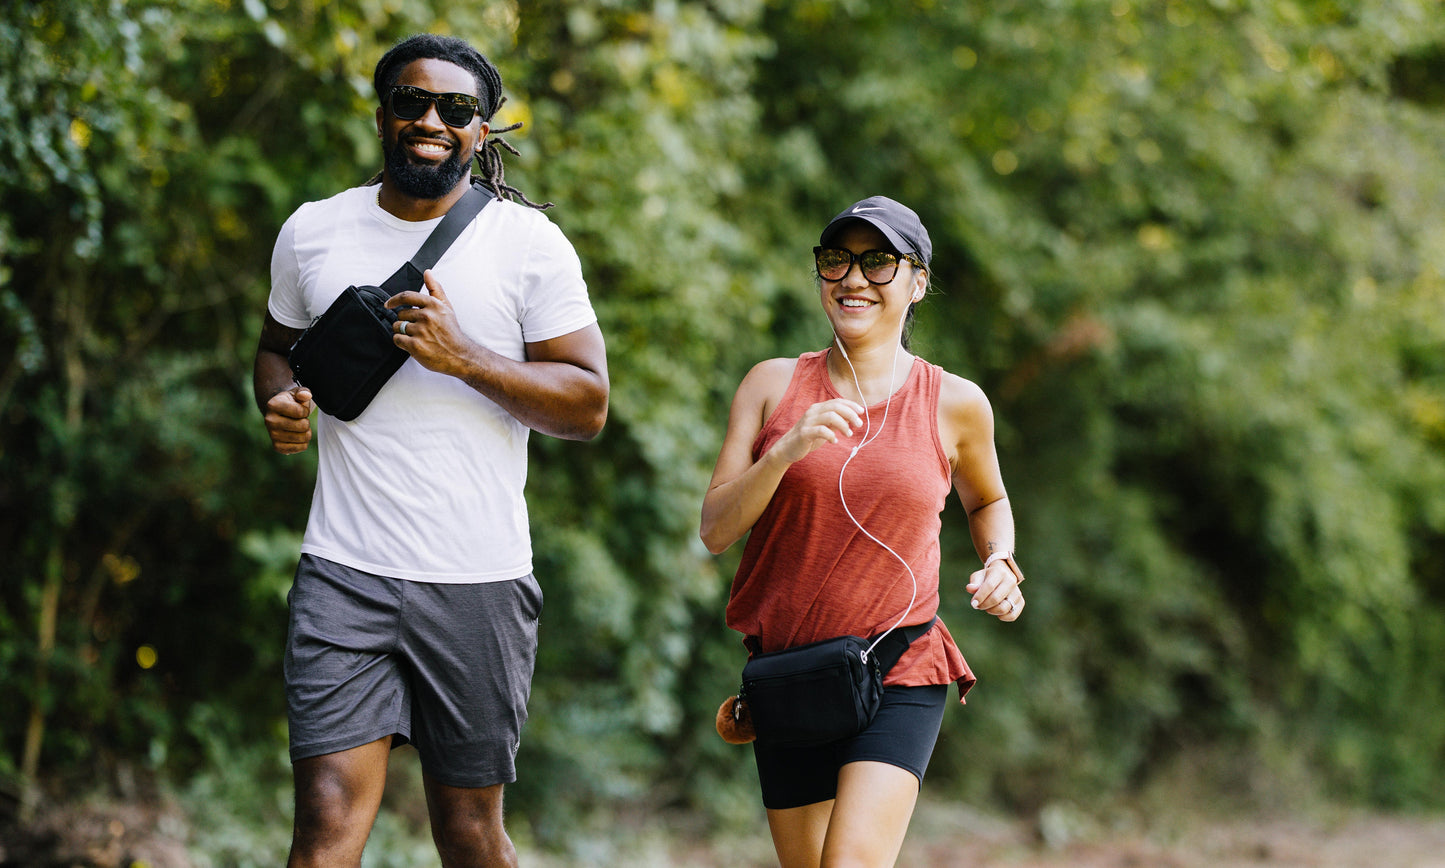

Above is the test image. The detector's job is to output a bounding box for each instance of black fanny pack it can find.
[738,617,936,747]
[288,184,492,422]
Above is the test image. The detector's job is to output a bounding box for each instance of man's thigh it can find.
[285,556,411,761]
[401,573,544,789]
[289,738,392,863]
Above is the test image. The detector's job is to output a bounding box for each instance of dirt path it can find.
[9,794,1445,866]
[529,800,1445,867]
[898,800,1445,867]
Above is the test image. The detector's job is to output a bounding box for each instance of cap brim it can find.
[820,215,916,261]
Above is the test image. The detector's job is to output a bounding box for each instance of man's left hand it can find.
[387,270,475,376]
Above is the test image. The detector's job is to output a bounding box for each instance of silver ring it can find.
[399,321,408,336]
[1002,599,1014,613]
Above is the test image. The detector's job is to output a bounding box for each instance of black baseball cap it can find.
[818,196,932,267]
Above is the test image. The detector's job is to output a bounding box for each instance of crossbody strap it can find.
[379,182,493,296]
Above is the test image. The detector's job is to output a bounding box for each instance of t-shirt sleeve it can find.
[267,210,312,329]
[518,216,597,343]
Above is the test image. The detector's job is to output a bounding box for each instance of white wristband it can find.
[984,551,1012,569]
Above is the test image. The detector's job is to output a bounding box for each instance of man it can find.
[253,34,608,867]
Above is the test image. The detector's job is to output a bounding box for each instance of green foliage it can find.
[0,0,516,785]
[4,0,1445,853]
[792,0,1445,806]
[507,1,785,824]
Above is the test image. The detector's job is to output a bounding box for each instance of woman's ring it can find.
[1001,599,1013,614]
[399,321,408,336]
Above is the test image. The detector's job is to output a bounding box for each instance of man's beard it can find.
[384,135,472,200]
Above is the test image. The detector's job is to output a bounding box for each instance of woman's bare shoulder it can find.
[737,356,800,399]
[730,356,798,423]
[937,368,996,457]
[938,368,992,417]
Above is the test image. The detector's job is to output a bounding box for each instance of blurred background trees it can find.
[4,0,1445,857]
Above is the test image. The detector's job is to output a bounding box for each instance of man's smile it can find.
[405,136,455,161]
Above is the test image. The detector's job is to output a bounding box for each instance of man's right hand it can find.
[264,385,315,454]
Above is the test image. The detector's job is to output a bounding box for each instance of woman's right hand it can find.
[770,398,866,464]
[701,363,864,554]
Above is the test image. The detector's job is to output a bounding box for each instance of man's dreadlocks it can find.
[371,34,551,210]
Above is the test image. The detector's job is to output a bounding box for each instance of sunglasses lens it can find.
[437,99,476,127]
[815,248,851,280]
[860,251,900,283]
[391,90,429,120]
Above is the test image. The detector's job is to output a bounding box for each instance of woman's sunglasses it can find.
[388,85,481,128]
[813,247,916,284]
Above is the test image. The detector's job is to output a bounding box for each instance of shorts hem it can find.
[420,766,518,790]
[763,793,832,811]
[289,727,410,763]
[759,759,921,811]
[843,755,926,786]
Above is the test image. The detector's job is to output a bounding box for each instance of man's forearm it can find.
[443,323,609,440]
[254,313,306,413]
[254,348,298,415]
[454,347,608,440]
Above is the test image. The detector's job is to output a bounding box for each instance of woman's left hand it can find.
[967,557,1024,622]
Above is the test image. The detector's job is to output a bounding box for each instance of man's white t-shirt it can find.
[268,185,597,583]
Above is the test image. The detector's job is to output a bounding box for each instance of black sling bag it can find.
[288,183,492,422]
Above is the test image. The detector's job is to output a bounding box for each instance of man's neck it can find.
[377,175,473,221]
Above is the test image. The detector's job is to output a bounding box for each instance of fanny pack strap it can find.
[868,616,938,674]
[379,182,493,296]
[743,615,937,673]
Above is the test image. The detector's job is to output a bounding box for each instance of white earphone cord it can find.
[833,327,919,664]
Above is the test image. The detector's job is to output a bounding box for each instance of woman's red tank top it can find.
[726,350,976,698]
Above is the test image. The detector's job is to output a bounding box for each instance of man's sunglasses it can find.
[813,247,917,284]
[388,85,481,127]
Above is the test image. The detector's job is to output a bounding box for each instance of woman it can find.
[700,196,1024,868]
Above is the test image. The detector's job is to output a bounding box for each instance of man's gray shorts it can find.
[285,554,543,789]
